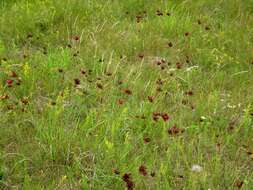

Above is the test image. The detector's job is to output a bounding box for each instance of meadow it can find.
[0,0,253,189]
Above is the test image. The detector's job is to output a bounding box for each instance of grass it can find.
[0,0,253,189]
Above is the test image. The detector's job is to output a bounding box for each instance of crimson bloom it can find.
[6,79,13,87]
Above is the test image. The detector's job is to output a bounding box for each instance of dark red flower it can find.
[156,78,163,85]
[152,112,160,122]
[81,69,86,75]
[161,113,170,121]
[74,78,80,85]
[168,125,184,135]
[138,53,144,59]
[156,10,163,16]
[96,83,103,89]
[136,15,142,23]
[168,42,173,47]
[234,179,244,189]
[205,26,210,30]
[122,173,134,190]
[117,99,124,105]
[139,165,148,176]
[176,62,183,69]
[250,112,253,116]
[10,71,18,78]
[166,12,171,16]
[185,91,193,96]
[6,79,13,87]
[156,87,162,92]
[73,36,80,41]
[106,72,112,76]
[184,32,190,37]
[21,97,29,105]
[148,96,154,103]
[143,137,151,143]
[124,89,132,95]
[27,33,33,38]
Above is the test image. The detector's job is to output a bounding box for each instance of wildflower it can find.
[73,36,80,41]
[150,172,156,177]
[74,78,80,85]
[27,33,33,38]
[156,87,162,92]
[205,26,210,30]
[122,173,134,190]
[6,79,13,87]
[80,69,86,75]
[156,10,163,16]
[152,112,160,121]
[166,12,171,16]
[234,179,244,189]
[139,165,148,176]
[138,53,144,59]
[117,99,124,105]
[161,113,170,121]
[10,71,18,78]
[156,78,163,85]
[136,15,142,23]
[197,19,201,25]
[168,42,173,47]
[117,80,123,85]
[123,89,132,95]
[96,83,103,89]
[185,91,193,96]
[184,32,190,37]
[168,125,184,135]
[143,137,151,143]
[191,164,203,172]
[106,72,112,76]
[176,62,183,69]
[21,97,29,105]
[148,96,154,103]
[58,68,64,73]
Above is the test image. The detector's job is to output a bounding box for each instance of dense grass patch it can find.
[1,0,253,189]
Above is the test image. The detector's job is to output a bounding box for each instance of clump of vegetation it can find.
[0,0,253,189]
